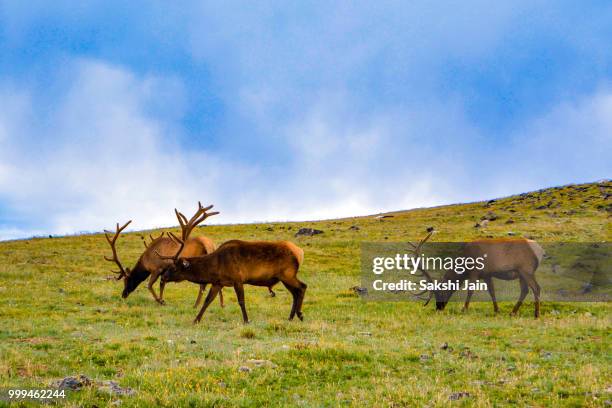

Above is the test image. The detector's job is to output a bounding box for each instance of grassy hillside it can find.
[0,181,610,407]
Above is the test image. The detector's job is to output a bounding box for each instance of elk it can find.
[411,234,544,318]
[158,238,306,324]
[198,239,279,302]
[104,202,220,305]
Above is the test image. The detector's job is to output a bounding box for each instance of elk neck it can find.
[180,254,220,285]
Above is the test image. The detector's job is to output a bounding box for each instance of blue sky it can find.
[0,1,611,240]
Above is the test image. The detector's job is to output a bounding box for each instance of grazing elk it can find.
[411,234,544,318]
[104,202,220,305]
[158,238,306,324]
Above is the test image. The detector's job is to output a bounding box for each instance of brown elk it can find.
[193,239,279,303]
[411,234,544,318]
[104,202,219,305]
[158,238,306,324]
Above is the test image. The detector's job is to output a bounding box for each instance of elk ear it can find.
[181,259,190,269]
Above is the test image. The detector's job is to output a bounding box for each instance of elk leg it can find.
[269,287,276,297]
[233,283,249,324]
[524,275,541,318]
[534,280,542,318]
[485,277,499,313]
[462,288,474,312]
[281,281,299,320]
[511,277,529,316]
[147,273,164,305]
[159,279,166,304]
[194,284,207,308]
[282,276,305,320]
[295,280,307,321]
[194,285,221,324]
[462,271,480,312]
[219,289,225,308]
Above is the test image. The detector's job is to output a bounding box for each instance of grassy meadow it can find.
[0,181,610,407]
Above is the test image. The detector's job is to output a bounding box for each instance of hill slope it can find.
[0,181,610,406]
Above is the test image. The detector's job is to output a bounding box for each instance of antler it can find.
[150,231,165,243]
[155,202,218,261]
[407,232,435,304]
[104,220,132,280]
[143,232,166,248]
[175,201,219,241]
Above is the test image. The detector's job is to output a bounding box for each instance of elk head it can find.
[160,256,194,284]
[429,270,460,310]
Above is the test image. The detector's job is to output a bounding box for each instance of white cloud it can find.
[0,59,256,239]
[3,60,609,241]
[0,57,462,240]
[491,87,612,193]
[240,84,612,222]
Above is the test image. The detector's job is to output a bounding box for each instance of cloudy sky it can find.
[0,1,611,240]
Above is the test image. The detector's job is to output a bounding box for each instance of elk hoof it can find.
[157,300,166,306]
[297,312,304,321]
[269,290,276,298]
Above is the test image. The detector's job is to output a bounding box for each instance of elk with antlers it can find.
[104,202,219,305]
[157,238,306,324]
[409,233,544,318]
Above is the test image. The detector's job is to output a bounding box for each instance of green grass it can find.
[1,181,610,407]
